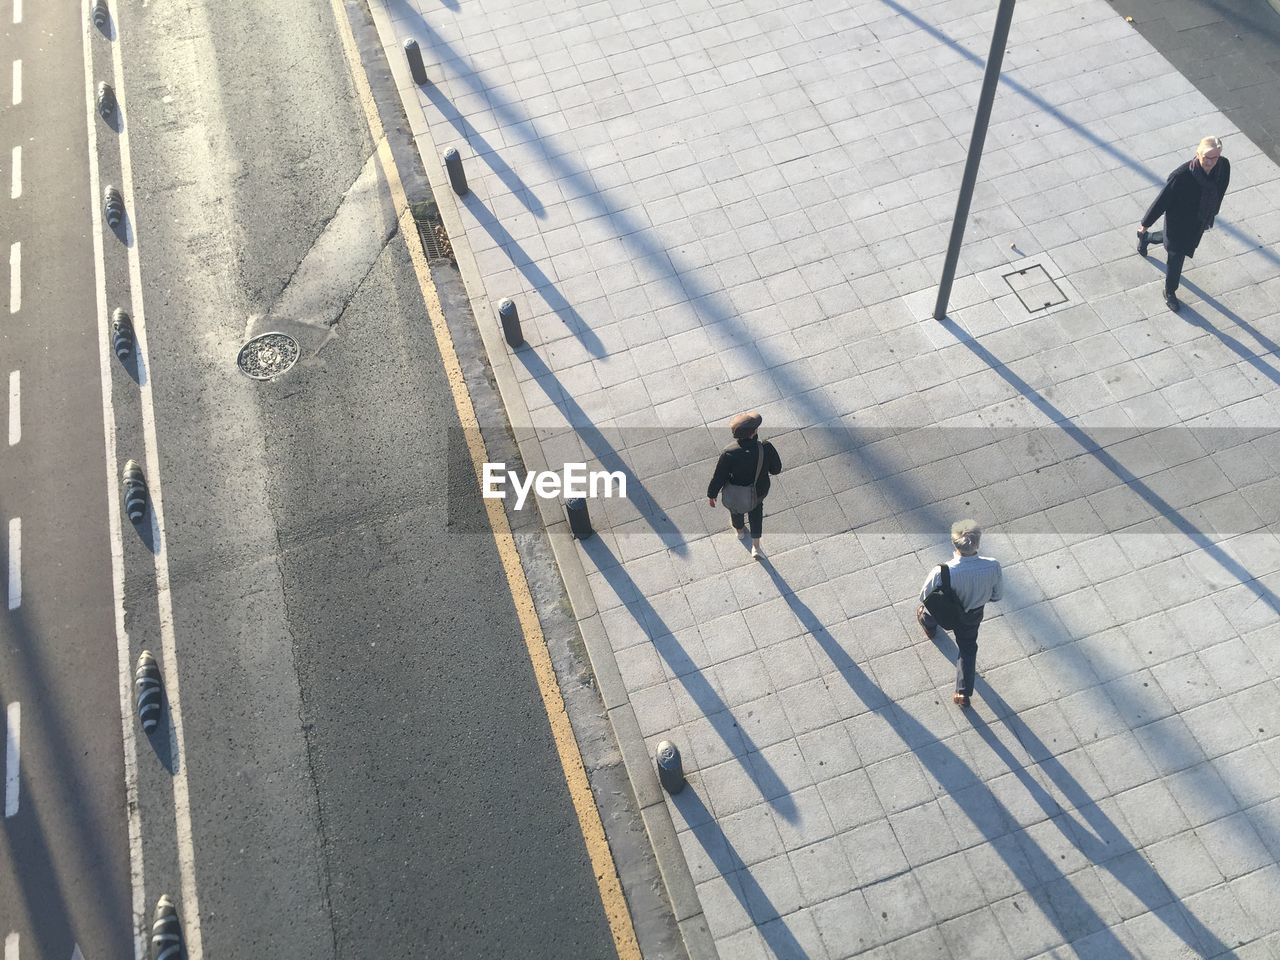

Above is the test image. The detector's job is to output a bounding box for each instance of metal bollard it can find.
[104,185,125,229]
[565,497,594,539]
[134,650,162,733]
[150,896,182,960]
[91,0,109,29]
[444,148,468,197]
[403,38,428,85]
[497,298,523,348]
[96,81,116,119]
[122,459,148,523]
[655,740,685,794]
[111,307,135,362]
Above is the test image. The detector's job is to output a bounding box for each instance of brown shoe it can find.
[953,692,971,708]
[916,605,936,640]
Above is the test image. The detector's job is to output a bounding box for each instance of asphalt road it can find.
[1,0,136,957]
[106,0,623,958]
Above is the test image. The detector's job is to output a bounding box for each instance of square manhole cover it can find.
[1003,263,1068,313]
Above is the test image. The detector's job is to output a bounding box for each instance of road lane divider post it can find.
[134,651,162,734]
[150,896,182,960]
[96,81,116,120]
[90,0,108,30]
[111,307,134,363]
[121,459,148,523]
[103,184,124,229]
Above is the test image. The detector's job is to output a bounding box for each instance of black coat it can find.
[1141,157,1230,257]
[707,437,782,501]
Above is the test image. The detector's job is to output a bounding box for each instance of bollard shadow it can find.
[0,601,135,949]
[99,105,123,135]
[671,787,810,958]
[922,625,1230,957]
[517,348,687,556]
[876,0,1279,273]
[939,315,1280,617]
[763,561,1144,956]
[397,23,545,219]
[461,191,606,358]
[130,509,160,556]
[1177,277,1280,388]
[144,690,176,774]
[116,346,142,386]
[581,536,797,822]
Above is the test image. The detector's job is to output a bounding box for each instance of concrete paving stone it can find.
[1183,881,1263,955]
[1231,863,1280,934]
[1087,730,1162,795]
[696,870,755,940]
[1113,779,1193,848]
[990,891,1065,959]
[863,870,936,943]
[1198,810,1274,881]
[1214,742,1280,809]
[892,799,962,867]
[739,853,806,924]
[1146,828,1229,900]
[1198,637,1267,696]
[1132,712,1211,777]
[1183,699,1260,761]
[811,889,880,960]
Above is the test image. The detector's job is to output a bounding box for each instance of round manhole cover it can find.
[237,332,300,380]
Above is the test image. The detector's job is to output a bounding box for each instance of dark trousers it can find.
[1145,230,1186,295]
[922,605,984,696]
[731,503,763,539]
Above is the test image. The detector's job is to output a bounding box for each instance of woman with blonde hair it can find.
[1137,135,1231,312]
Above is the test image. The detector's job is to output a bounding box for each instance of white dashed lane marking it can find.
[10,60,19,106]
[4,930,17,960]
[7,370,18,446]
[10,0,19,25]
[8,242,18,314]
[4,702,19,818]
[6,517,18,610]
[9,145,19,199]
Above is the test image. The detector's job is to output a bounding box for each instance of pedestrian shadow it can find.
[939,316,1280,617]
[1177,277,1280,387]
[580,536,797,822]
[460,191,605,358]
[516,349,687,556]
[763,561,1144,956]
[670,786,810,958]
[922,626,1230,957]
[877,0,1278,272]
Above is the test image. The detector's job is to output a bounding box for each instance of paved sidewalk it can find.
[372,0,1280,955]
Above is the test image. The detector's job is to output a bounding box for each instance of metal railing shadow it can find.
[460,191,606,358]
[669,786,809,958]
[940,315,1280,616]
[580,536,798,822]
[765,560,1148,956]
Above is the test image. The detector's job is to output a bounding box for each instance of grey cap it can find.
[951,518,982,555]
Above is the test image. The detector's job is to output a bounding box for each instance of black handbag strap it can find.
[751,441,764,486]
[940,563,956,600]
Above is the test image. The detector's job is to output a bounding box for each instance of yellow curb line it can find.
[326,2,642,956]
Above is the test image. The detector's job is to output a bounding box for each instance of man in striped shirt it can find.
[916,519,1003,708]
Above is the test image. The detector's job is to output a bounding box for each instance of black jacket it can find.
[707,437,782,501]
[1141,157,1230,257]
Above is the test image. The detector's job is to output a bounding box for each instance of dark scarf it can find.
[1190,158,1221,229]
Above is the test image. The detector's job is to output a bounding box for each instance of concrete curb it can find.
[359,3,715,958]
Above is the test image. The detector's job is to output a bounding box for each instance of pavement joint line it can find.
[10,60,18,106]
[5,517,18,611]
[7,369,18,446]
[80,0,151,954]
[4,701,19,818]
[331,2,644,956]
[10,144,20,199]
[102,5,207,953]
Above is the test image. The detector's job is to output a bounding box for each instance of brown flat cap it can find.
[730,411,763,438]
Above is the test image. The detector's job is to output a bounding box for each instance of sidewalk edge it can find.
[359,4,716,959]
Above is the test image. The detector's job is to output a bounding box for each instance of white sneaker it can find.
[751,543,763,560]
[734,526,749,539]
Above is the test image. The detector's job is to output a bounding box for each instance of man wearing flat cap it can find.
[917,519,1003,708]
[707,411,782,560]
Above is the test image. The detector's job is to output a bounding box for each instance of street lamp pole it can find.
[932,0,1019,322]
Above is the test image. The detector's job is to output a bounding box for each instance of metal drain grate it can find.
[1003,263,1068,313]
[414,211,453,262]
[237,332,300,380]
